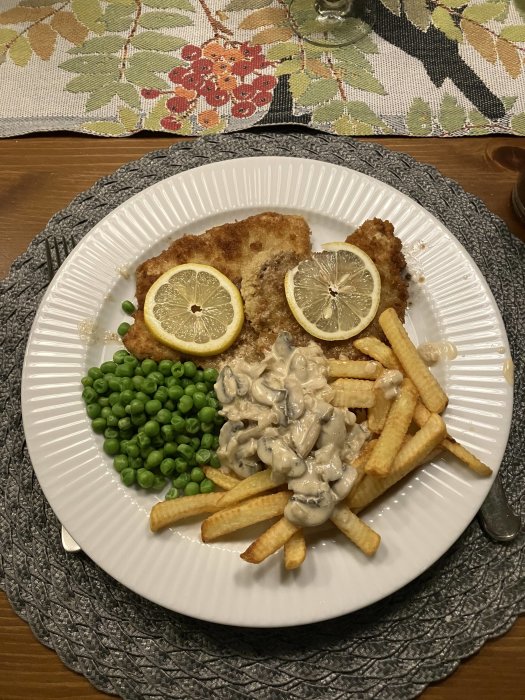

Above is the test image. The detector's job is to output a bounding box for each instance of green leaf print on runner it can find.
[406,98,433,136]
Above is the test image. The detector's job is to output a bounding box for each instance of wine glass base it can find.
[289,0,375,47]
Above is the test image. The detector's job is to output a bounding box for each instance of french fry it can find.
[330,503,380,556]
[353,336,402,370]
[201,491,290,543]
[379,308,448,413]
[368,389,392,434]
[442,438,492,477]
[284,530,307,570]
[203,467,241,491]
[330,378,376,408]
[413,401,492,477]
[352,439,378,470]
[364,378,418,476]
[241,516,300,564]
[327,359,382,380]
[217,468,280,508]
[150,493,222,532]
[349,413,447,512]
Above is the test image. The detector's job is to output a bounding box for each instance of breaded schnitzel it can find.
[123,214,408,366]
[134,212,312,307]
[241,219,408,359]
[123,212,312,364]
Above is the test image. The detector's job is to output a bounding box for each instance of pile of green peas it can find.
[81,349,223,500]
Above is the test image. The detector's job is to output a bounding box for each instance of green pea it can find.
[165,487,179,500]
[203,368,218,384]
[192,391,206,410]
[207,397,220,410]
[211,436,219,450]
[117,322,131,337]
[113,349,130,364]
[113,454,128,473]
[118,417,132,431]
[103,438,120,456]
[184,481,200,497]
[136,433,151,449]
[179,377,193,389]
[171,361,184,378]
[136,468,155,489]
[106,413,118,427]
[100,406,112,419]
[195,449,211,466]
[183,361,197,377]
[163,441,177,457]
[123,355,138,370]
[135,391,149,404]
[156,408,172,425]
[133,366,144,377]
[91,417,106,434]
[165,376,179,388]
[120,377,134,391]
[168,385,184,401]
[100,361,117,374]
[171,414,186,433]
[190,466,205,483]
[141,358,157,375]
[198,406,216,423]
[154,386,169,403]
[81,376,93,388]
[108,376,122,392]
[128,399,144,416]
[108,392,121,406]
[161,425,176,442]
[82,386,98,404]
[121,468,136,487]
[144,420,160,437]
[165,399,175,412]
[190,437,201,451]
[184,384,197,396]
[120,428,134,441]
[145,399,162,416]
[185,417,200,435]
[209,452,221,468]
[158,359,173,376]
[172,472,190,489]
[176,434,191,445]
[151,433,164,448]
[142,378,157,395]
[111,403,127,419]
[149,371,165,385]
[131,376,144,392]
[104,427,119,440]
[120,389,135,405]
[200,433,214,450]
[146,450,164,469]
[131,413,147,427]
[160,458,176,476]
[176,443,194,461]
[115,363,134,378]
[129,456,144,470]
[178,395,193,414]
[88,367,103,381]
[200,478,214,494]
[121,299,136,315]
[152,475,166,490]
[200,422,214,434]
[194,382,208,393]
[174,457,188,474]
[86,403,101,420]
[125,442,140,458]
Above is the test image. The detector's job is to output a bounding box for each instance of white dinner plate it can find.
[21,156,513,627]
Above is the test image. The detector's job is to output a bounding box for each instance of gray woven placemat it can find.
[1,131,524,700]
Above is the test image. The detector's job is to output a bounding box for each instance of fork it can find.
[45,235,82,554]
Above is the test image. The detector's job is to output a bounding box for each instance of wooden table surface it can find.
[0,132,524,700]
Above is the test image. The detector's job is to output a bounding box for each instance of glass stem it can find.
[315,0,354,19]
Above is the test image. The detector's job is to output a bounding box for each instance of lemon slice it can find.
[144,263,244,356]
[284,242,381,341]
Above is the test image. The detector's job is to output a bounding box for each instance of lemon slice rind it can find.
[284,243,381,341]
[144,263,244,356]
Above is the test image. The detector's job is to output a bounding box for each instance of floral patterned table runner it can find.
[1,0,525,138]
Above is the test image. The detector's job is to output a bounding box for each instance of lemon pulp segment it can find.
[144,263,244,356]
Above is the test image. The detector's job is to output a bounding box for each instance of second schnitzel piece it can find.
[242,218,408,358]
[123,212,312,365]
[134,212,312,307]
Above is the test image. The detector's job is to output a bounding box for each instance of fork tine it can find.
[44,238,54,281]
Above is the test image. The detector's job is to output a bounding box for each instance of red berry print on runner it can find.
[142,38,277,133]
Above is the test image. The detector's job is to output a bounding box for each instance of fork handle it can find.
[479,475,521,543]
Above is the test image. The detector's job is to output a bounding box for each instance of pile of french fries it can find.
[149,307,492,569]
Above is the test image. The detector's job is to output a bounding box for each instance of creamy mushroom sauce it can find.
[215,333,369,527]
[374,369,403,399]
